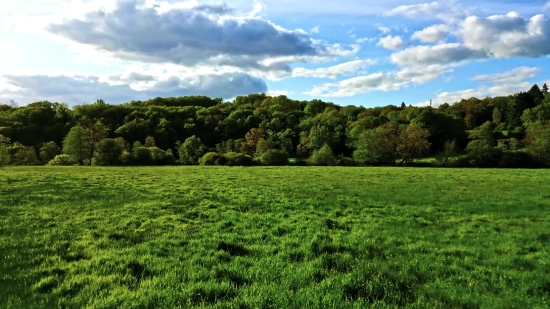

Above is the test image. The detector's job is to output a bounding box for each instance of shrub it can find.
[224,152,254,166]
[498,151,535,168]
[200,152,227,165]
[47,154,76,166]
[309,143,338,166]
[260,150,288,166]
[337,156,356,166]
[133,147,154,165]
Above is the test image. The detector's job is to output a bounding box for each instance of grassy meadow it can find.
[1,166,549,308]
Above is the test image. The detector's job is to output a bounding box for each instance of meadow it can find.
[0,166,549,308]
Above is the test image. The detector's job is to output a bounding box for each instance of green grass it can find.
[1,166,549,309]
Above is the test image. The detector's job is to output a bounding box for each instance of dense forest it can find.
[0,83,549,168]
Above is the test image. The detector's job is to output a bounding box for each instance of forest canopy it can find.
[1,83,549,168]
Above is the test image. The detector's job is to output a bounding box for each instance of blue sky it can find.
[1,0,549,107]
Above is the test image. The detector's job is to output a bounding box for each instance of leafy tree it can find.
[8,143,38,165]
[39,141,60,164]
[241,128,264,156]
[542,83,548,96]
[178,135,207,165]
[435,140,458,167]
[62,125,92,165]
[255,138,270,157]
[307,125,337,151]
[309,143,338,166]
[145,136,156,147]
[84,121,108,165]
[396,124,431,165]
[528,84,544,106]
[0,134,11,165]
[524,125,550,166]
[260,149,288,166]
[352,123,398,166]
[94,138,126,166]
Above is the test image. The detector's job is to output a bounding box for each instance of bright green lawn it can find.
[1,166,549,308]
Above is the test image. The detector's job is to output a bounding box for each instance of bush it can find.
[260,150,288,166]
[47,154,76,166]
[309,144,338,166]
[134,147,154,165]
[200,152,227,165]
[224,152,254,166]
[337,156,356,166]
[498,151,535,168]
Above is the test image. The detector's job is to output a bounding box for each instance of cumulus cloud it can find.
[471,66,541,84]
[390,43,486,67]
[0,72,267,105]
[396,64,456,84]
[458,12,550,58]
[415,66,543,106]
[44,0,358,71]
[303,73,408,97]
[292,59,376,79]
[376,35,407,50]
[310,25,320,33]
[378,26,392,34]
[385,1,440,18]
[415,88,487,106]
[411,24,448,42]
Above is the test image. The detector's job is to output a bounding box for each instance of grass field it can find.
[1,166,549,308]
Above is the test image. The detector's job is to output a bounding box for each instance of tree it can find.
[352,123,399,166]
[241,128,264,156]
[542,83,548,96]
[93,138,126,166]
[255,138,270,157]
[0,135,11,165]
[307,125,337,151]
[39,141,60,164]
[524,125,550,166]
[435,140,458,166]
[8,143,38,165]
[396,124,431,165]
[528,84,544,106]
[84,121,108,165]
[492,107,502,125]
[62,125,92,165]
[260,149,288,166]
[309,143,338,166]
[145,135,156,147]
[178,135,207,165]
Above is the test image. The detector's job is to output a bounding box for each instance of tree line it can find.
[0,83,549,168]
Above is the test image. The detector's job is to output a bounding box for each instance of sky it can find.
[1,0,550,107]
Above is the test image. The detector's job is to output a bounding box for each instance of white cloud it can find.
[292,59,376,79]
[390,43,486,67]
[396,64,457,84]
[303,73,409,97]
[411,24,449,43]
[378,26,392,34]
[415,66,543,106]
[0,72,267,105]
[415,88,487,106]
[544,1,550,11]
[266,90,290,96]
[471,66,541,84]
[310,25,320,33]
[376,35,407,50]
[458,12,550,58]
[385,1,440,18]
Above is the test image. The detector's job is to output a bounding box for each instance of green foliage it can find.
[224,152,254,166]
[309,143,338,166]
[62,126,92,166]
[93,138,126,166]
[260,149,288,166]
[7,143,38,166]
[46,154,76,166]
[0,134,11,166]
[254,138,270,157]
[1,167,550,308]
[39,141,59,164]
[435,140,458,167]
[0,83,549,168]
[178,135,207,165]
[200,152,227,165]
